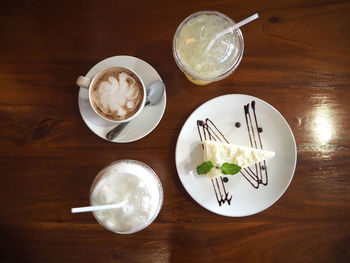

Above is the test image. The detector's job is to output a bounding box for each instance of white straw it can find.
[71,200,126,213]
[206,13,259,52]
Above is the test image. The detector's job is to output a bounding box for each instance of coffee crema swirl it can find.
[91,68,144,121]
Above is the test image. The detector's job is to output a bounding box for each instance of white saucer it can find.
[78,56,166,143]
[175,94,297,217]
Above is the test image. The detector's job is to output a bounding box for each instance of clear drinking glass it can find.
[173,11,244,85]
[89,160,163,234]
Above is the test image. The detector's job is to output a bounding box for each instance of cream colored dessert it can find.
[202,140,275,178]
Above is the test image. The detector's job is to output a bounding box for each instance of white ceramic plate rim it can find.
[175,94,297,217]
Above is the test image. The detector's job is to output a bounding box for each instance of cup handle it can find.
[76,76,91,89]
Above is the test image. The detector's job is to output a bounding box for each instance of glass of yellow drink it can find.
[173,11,244,85]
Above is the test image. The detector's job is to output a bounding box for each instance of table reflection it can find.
[313,105,334,144]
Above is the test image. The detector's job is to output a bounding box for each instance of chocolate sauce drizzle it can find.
[241,101,268,188]
[197,119,232,206]
[196,101,269,206]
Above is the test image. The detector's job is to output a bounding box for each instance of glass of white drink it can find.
[173,11,244,85]
[89,160,163,234]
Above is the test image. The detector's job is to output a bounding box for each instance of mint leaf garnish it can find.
[196,161,214,174]
[221,163,241,175]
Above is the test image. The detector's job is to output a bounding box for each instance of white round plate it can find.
[78,56,166,143]
[175,94,297,217]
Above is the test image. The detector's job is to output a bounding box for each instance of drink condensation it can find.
[90,160,163,234]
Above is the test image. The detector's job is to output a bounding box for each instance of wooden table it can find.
[1,0,349,262]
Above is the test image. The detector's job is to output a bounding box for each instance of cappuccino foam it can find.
[91,68,144,121]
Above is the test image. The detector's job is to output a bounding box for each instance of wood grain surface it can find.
[0,0,349,262]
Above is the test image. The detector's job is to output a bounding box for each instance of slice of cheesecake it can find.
[202,140,275,178]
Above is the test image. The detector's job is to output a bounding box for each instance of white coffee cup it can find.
[76,67,146,123]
